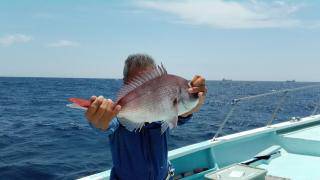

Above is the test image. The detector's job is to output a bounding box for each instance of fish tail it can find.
[66,103,88,110]
[66,97,91,110]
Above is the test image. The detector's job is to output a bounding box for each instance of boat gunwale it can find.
[169,114,320,159]
[78,114,320,180]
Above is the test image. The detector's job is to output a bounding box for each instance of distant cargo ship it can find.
[222,78,232,82]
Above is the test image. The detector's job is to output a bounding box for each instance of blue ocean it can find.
[1,77,319,179]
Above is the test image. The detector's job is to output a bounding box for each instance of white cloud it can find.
[47,40,80,47]
[137,0,306,29]
[0,34,33,46]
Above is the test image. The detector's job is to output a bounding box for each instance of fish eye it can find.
[190,92,199,99]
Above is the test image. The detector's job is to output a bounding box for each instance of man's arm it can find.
[180,75,207,118]
[85,95,121,131]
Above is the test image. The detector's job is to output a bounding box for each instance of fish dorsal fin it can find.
[116,64,168,102]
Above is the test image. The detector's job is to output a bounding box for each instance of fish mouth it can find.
[179,98,199,115]
[181,100,190,110]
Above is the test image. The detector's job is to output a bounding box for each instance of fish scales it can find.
[116,65,199,133]
[118,76,180,122]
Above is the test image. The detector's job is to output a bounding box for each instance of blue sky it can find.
[0,0,320,81]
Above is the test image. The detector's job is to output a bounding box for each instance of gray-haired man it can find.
[86,54,206,179]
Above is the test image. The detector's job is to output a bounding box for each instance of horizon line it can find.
[0,75,319,83]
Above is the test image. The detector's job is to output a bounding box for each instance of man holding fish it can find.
[84,54,206,180]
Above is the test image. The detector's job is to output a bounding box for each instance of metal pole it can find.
[212,101,238,141]
[266,91,288,126]
[311,88,320,116]
[312,102,320,116]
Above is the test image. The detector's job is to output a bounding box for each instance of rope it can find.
[212,84,320,140]
[212,102,238,141]
[233,84,320,102]
[266,91,288,126]
[312,104,319,116]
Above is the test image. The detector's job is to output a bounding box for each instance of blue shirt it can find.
[103,116,192,180]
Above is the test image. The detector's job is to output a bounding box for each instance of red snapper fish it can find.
[68,64,199,133]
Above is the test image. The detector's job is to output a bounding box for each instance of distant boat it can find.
[286,80,296,83]
[222,78,232,82]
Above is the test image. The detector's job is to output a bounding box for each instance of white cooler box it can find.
[204,164,267,180]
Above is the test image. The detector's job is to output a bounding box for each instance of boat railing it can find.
[312,100,320,116]
[212,84,320,141]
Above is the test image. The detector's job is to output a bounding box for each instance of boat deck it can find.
[258,149,320,179]
[256,124,320,179]
[283,124,320,141]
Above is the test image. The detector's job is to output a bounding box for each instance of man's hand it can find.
[181,75,207,117]
[85,96,121,130]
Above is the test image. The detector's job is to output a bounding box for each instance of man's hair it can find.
[123,53,156,82]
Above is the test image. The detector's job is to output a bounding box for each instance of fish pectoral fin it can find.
[161,116,178,134]
[118,118,144,132]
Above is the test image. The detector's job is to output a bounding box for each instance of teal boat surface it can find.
[79,114,320,180]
